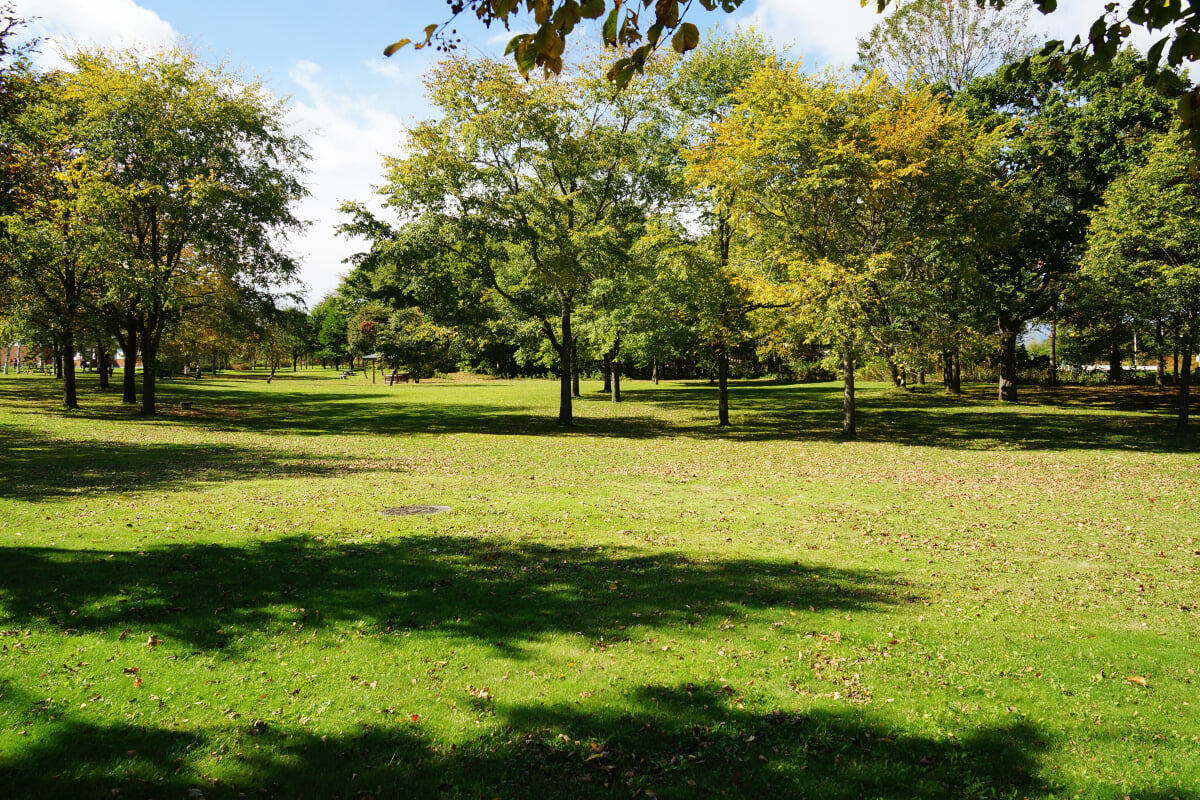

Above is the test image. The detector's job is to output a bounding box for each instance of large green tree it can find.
[0,75,118,408]
[955,49,1174,401]
[62,46,308,415]
[379,55,673,425]
[1083,132,1200,431]
[690,65,998,437]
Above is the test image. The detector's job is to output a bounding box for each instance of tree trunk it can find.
[1049,320,1059,386]
[717,342,730,427]
[1178,336,1193,432]
[115,326,138,405]
[601,351,611,394]
[60,332,78,409]
[1155,321,1166,388]
[998,322,1019,402]
[953,350,962,394]
[97,342,110,390]
[918,369,925,386]
[570,334,581,398]
[558,299,573,426]
[652,358,659,385]
[1107,336,1123,383]
[942,350,954,393]
[610,333,621,404]
[842,346,856,439]
[54,347,63,379]
[139,334,160,416]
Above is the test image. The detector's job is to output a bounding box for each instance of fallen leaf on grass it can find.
[1126,675,1149,687]
[145,635,162,648]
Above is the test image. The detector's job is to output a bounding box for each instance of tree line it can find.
[0,5,309,414]
[4,0,1199,433]
[323,0,1197,433]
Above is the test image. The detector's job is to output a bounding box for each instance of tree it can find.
[396,1,1200,142]
[856,0,1039,92]
[1082,132,1200,431]
[0,72,119,409]
[62,46,307,415]
[955,49,1174,401]
[669,30,783,425]
[379,55,673,425]
[690,65,997,437]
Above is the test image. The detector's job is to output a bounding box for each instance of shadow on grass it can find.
[6,678,1188,799]
[2,372,1195,453]
[0,424,367,501]
[0,535,909,656]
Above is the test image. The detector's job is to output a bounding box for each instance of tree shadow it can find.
[3,373,1194,452]
[0,535,908,656]
[617,381,1198,452]
[0,424,368,502]
[2,677,1188,799]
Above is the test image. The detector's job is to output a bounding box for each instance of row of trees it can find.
[323,0,1196,434]
[0,6,309,413]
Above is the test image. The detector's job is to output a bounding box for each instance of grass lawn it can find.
[0,368,1197,799]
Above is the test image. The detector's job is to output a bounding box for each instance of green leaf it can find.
[671,22,701,54]
[581,0,606,19]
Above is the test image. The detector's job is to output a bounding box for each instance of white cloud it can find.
[739,0,1157,69]
[12,0,178,70]
[742,0,883,68]
[363,57,422,87]
[284,60,408,305]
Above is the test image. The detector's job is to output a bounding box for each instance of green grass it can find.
[0,369,1197,799]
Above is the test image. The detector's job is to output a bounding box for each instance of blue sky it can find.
[14,0,1117,305]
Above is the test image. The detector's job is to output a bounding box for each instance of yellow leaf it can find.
[1126,675,1148,687]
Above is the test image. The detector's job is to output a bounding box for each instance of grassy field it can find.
[0,368,1197,799]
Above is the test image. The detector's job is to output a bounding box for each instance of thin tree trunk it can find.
[998,322,1019,402]
[652,358,658,385]
[1155,321,1166,388]
[558,299,573,426]
[717,342,730,427]
[610,333,621,404]
[1178,337,1193,432]
[918,369,925,386]
[97,342,110,390]
[1049,320,1059,386]
[571,336,581,398]
[60,331,78,409]
[842,346,856,439]
[602,351,611,394]
[953,349,962,394]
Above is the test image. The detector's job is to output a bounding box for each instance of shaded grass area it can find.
[1,370,1198,799]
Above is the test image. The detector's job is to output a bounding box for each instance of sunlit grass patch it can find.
[0,369,1197,798]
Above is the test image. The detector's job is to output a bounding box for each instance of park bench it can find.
[384,373,411,385]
